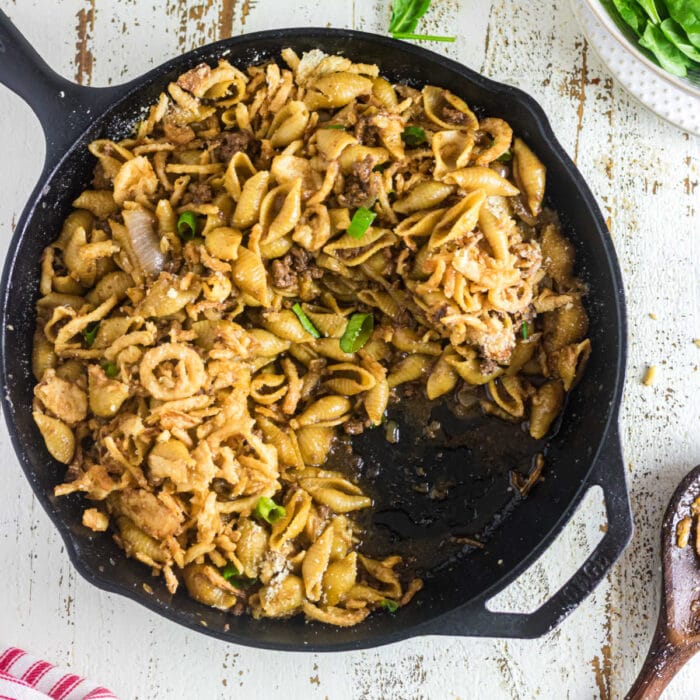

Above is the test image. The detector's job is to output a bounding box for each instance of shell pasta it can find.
[31,49,590,626]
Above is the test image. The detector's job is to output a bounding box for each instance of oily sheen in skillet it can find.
[29,48,590,626]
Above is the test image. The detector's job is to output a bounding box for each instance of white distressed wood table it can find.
[0,1,698,698]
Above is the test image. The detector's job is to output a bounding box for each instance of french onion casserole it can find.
[31,49,591,626]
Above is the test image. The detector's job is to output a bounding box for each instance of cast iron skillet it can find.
[0,11,631,651]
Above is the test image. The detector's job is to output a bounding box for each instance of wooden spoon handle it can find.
[626,626,698,700]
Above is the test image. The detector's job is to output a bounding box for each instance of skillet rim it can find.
[0,26,627,651]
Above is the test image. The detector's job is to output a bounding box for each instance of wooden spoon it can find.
[627,465,700,699]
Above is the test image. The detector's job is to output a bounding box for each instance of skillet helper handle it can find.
[0,9,126,168]
[425,424,632,638]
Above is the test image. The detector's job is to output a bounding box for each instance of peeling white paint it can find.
[0,1,698,698]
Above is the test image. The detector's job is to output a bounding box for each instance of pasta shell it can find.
[298,475,372,513]
[232,171,270,229]
[259,179,302,244]
[182,564,237,610]
[426,349,459,400]
[393,181,455,215]
[432,130,475,178]
[363,378,389,426]
[304,72,373,109]
[474,118,513,166]
[428,190,486,249]
[324,362,377,395]
[267,101,310,147]
[443,167,519,197]
[322,551,358,606]
[422,85,479,131]
[32,411,75,464]
[445,348,503,385]
[223,151,257,200]
[292,396,352,428]
[232,247,271,307]
[296,425,336,466]
[529,380,564,439]
[512,137,546,217]
[302,523,335,601]
[323,228,396,267]
[316,128,357,161]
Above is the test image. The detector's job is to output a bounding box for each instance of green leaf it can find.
[610,0,649,35]
[389,0,432,34]
[665,0,700,48]
[339,313,374,353]
[292,303,321,339]
[639,21,691,75]
[660,17,700,61]
[637,0,663,24]
[521,322,529,340]
[496,148,512,162]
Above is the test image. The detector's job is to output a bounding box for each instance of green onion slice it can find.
[177,210,198,240]
[83,321,100,347]
[380,599,399,613]
[496,148,512,162]
[339,313,374,353]
[103,361,119,378]
[292,303,321,339]
[322,123,347,130]
[521,322,529,340]
[254,496,287,524]
[401,125,426,146]
[347,207,377,239]
[222,563,242,581]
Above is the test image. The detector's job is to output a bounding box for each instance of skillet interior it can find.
[0,29,625,650]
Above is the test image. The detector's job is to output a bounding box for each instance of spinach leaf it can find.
[639,21,691,75]
[389,0,432,34]
[660,17,700,61]
[611,0,649,35]
[665,0,700,48]
[637,0,664,24]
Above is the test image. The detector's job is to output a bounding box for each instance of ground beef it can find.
[337,156,378,208]
[441,105,469,125]
[92,162,111,189]
[188,181,213,204]
[479,357,499,375]
[270,258,295,289]
[354,117,380,147]
[270,247,323,289]
[213,130,258,162]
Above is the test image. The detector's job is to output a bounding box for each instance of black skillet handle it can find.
[422,423,632,638]
[0,9,130,170]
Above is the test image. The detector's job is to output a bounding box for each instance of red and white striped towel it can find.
[0,647,117,700]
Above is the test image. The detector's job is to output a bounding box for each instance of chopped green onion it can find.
[103,361,119,378]
[347,207,377,239]
[322,123,347,130]
[391,32,455,42]
[339,313,374,353]
[380,599,399,613]
[401,125,426,147]
[372,163,389,173]
[522,322,529,340]
[254,496,287,524]
[496,149,512,162]
[222,563,242,581]
[83,321,100,347]
[177,210,198,240]
[292,303,321,339]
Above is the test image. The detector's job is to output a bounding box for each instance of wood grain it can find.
[0,1,698,698]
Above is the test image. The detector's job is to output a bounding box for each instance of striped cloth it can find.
[0,647,117,700]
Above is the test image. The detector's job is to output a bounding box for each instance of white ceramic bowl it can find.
[571,0,700,134]
[581,0,700,98]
